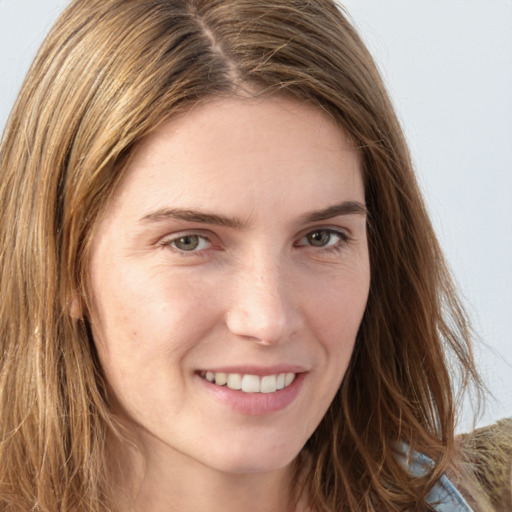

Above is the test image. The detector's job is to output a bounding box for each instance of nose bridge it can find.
[226,247,299,344]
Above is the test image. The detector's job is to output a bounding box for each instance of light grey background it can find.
[1,0,511,432]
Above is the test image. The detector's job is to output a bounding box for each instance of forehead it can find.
[107,95,364,223]
[134,94,354,157]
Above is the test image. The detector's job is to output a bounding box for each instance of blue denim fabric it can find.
[400,444,473,511]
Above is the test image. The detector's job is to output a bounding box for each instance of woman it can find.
[0,0,487,510]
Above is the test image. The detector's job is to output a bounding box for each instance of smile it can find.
[200,371,296,393]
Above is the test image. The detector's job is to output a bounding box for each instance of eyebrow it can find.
[300,201,368,223]
[140,208,248,229]
[139,201,367,228]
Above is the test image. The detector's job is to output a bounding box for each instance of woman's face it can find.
[87,95,370,476]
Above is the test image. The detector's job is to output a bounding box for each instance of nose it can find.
[225,258,302,345]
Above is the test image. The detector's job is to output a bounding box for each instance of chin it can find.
[203,438,303,476]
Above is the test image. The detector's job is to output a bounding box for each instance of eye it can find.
[166,234,211,252]
[297,229,348,249]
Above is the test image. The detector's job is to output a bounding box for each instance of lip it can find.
[198,364,307,377]
[196,367,307,416]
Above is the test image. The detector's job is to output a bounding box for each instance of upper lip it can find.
[197,365,307,377]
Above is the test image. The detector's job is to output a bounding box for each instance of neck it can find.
[108,433,306,512]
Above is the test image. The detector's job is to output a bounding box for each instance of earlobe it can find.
[69,295,83,319]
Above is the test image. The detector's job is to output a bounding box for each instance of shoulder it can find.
[398,443,474,512]
[457,417,512,512]
[428,475,474,512]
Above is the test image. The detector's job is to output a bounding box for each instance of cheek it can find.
[296,274,369,440]
[87,264,229,412]
[307,264,370,397]
[310,265,370,343]
[87,289,196,420]
[90,263,207,348]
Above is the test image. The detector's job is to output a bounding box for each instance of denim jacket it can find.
[402,445,473,511]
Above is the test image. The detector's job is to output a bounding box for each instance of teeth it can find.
[202,371,296,393]
[285,373,295,387]
[227,373,242,390]
[241,375,260,393]
[214,372,227,386]
[260,375,277,393]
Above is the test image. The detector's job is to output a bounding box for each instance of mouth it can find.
[199,371,296,394]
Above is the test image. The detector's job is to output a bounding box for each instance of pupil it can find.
[308,230,330,247]
[176,235,199,251]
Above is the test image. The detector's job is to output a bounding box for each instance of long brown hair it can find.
[0,1,485,510]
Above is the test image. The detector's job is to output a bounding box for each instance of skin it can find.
[87,95,370,512]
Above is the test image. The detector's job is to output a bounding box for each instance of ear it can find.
[69,294,83,319]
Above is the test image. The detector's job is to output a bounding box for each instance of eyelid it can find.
[294,227,352,249]
[158,230,217,254]
[156,225,353,256]
[296,226,351,241]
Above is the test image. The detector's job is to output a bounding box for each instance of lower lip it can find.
[198,373,305,416]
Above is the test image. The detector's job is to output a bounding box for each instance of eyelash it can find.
[295,228,351,254]
[160,228,351,256]
[160,233,213,257]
